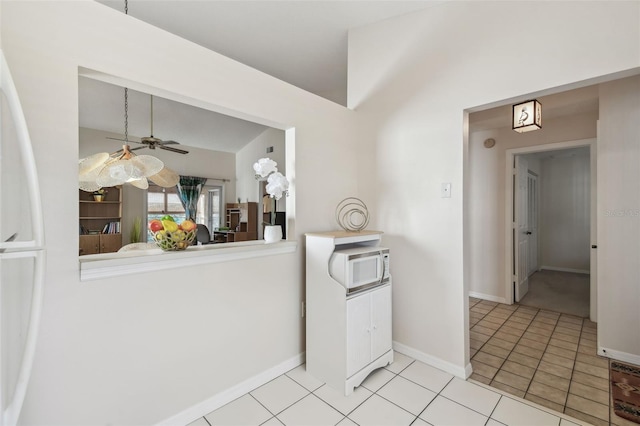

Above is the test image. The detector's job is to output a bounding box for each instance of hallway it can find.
[519,270,590,318]
[469,297,635,426]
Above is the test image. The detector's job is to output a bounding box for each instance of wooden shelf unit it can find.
[224,202,258,242]
[79,187,122,255]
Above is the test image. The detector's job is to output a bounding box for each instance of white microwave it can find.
[329,246,390,294]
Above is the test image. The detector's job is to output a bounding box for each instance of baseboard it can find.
[599,347,640,366]
[156,352,305,426]
[393,341,470,379]
[540,266,590,275]
[468,291,508,305]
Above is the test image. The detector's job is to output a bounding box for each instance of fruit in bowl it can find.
[149,217,197,251]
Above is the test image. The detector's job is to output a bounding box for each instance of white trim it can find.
[599,347,640,366]
[80,240,297,281]
[156,352,305,426]
[468,292,509,305]
[540,266,590,275]
[393,341,469,379]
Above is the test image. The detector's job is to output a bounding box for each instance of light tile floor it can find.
[469,297,639,426]
[188,351,588,426]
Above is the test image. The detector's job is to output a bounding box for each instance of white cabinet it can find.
[347,285,392,377]
[306,230,393,395]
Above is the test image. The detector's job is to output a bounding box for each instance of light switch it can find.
[441,182,452,198]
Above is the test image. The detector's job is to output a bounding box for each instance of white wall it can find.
[539,148,591,273]
[2,2,359,424]
[598,75,640,363]
[349,1,639,374]
[235,127,286,207]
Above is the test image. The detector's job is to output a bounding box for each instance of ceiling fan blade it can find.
[159,140,179,145]
[160,145,189,154]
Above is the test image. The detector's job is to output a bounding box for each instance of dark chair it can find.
[196,224,212,245]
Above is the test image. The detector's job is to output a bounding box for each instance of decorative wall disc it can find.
[335,197,370,232]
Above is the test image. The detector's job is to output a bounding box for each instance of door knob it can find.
[525,231,532,235]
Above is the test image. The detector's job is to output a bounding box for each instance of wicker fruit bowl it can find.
[149,216,198,251]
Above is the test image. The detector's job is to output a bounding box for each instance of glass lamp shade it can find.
[79,180,103,192]
[512,99,542,133]
[96,159,135,186]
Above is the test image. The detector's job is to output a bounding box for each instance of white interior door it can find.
[514,156,530,302]
[527,172,539,276]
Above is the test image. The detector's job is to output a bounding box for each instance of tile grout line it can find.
[562,316,585,417]
[520,310,564,407]
[473,303,538,386]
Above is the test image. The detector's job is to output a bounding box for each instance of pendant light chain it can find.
[124,87,129,143]
[124,0,129,144]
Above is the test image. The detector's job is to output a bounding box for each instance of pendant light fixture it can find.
[78,0,180,191]
[79,87,179,190]
[512,99,542,133]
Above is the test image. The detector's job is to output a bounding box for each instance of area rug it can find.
[611,361,640,424]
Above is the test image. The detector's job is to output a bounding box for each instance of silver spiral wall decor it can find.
[335,197,370,232]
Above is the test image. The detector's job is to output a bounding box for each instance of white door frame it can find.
[505,138,597,321]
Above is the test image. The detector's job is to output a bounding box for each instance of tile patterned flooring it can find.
[469,297,638,426]
[184,297,639,426]
[188,352,587,426]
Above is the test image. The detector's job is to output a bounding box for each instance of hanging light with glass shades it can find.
[512,99,542,133]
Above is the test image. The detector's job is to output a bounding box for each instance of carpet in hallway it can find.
[519,269,589,317]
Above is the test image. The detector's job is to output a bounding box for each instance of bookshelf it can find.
[79,187,122,255]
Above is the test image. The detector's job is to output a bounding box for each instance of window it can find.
[147,184,223,242]
[197,185,224,236]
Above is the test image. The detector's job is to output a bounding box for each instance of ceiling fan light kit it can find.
[79,88,183,191]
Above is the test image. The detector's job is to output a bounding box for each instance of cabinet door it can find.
[371,285,392,360]
[100,234,122,253]
[79,235,100,255]
[346,294,372,377]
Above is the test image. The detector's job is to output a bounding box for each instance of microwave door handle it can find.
[379,253,385,284]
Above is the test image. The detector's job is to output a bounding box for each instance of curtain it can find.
[176,175,207,220]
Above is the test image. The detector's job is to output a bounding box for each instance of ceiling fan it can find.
[108,94,189,155]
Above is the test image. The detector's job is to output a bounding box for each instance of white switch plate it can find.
[441,182,452,198]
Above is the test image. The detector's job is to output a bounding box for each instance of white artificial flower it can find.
[253,157,278,178]
[266,171,290,200]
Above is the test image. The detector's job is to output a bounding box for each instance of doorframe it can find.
[504,138,597,320]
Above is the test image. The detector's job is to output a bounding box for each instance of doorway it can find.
[506,139,596,321]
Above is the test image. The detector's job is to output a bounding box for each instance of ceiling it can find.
[81,1,600,153]
[79,77,270,153]
[81,1,440,153]
[96,1,439,106]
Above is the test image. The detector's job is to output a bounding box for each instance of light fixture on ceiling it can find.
[512,99,542,133]
[78,87,180,191]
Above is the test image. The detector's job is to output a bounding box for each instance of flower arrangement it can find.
[253,157,289,225]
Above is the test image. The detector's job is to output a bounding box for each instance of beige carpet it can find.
[518,269,590,318]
